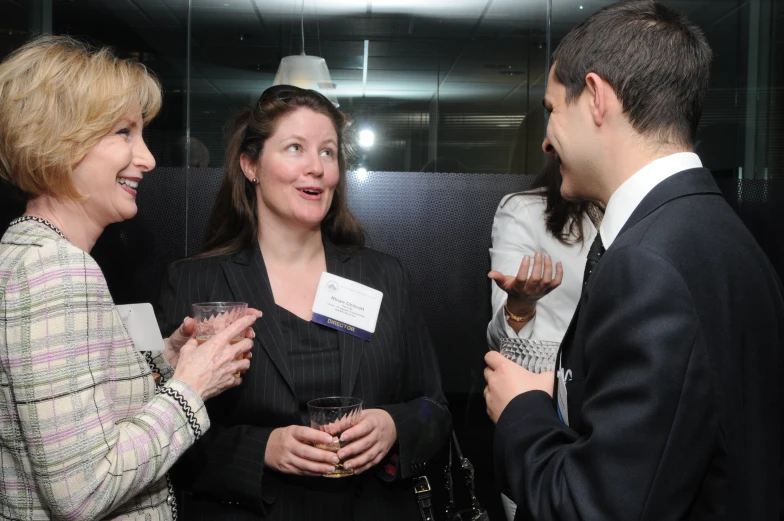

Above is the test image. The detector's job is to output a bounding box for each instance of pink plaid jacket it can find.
[0,220,210,520]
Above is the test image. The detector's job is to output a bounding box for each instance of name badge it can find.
[116,303,165,353]
[311,273,383,341]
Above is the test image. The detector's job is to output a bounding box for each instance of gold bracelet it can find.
[504,300,536,322]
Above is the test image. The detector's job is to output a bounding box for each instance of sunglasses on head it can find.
[258,84,333,106]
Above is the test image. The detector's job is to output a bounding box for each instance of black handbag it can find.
[414,431,490,521]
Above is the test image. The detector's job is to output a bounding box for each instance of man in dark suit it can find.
[483,1,783,520]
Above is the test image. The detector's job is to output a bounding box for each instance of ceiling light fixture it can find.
[273,0,339,107]
[359,130,375,149]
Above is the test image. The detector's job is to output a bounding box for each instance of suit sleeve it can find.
[494,245,713,521]
[375,259,452,479]
[156,261,277,513]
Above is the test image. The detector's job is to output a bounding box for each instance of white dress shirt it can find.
[487,189,597,348]
[600,152,703,248]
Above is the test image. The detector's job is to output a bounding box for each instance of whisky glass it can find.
[499,338,560,374]
[307,396,363,478]
[192,302,248,376]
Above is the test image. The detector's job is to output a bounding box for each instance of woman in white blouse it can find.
[487,155,601,520]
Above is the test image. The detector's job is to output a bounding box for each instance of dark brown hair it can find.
[506,155,601,245]
[200,86,365,257]
[553,0,712,147]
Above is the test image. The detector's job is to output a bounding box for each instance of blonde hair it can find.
[0,35,162,199]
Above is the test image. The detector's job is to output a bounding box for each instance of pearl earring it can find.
[251,177,258,184]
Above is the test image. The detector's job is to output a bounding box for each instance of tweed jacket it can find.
[0,219,209,521]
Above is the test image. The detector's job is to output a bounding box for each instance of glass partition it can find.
[189,0,548,174]
[553,0,783,180]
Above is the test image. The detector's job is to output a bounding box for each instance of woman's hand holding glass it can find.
[488,251,563,316]
[264,426,342,477]
[163,309,261,369]
[335,409,397,475]
[171,314,257,400]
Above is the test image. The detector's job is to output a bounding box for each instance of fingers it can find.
[339,417,373,444]
[292,441,340,466]
[228,357,251,375]
[523,252,544,291]
[225,338,253,362]
[292,426,335,447]
[553,261,564,287]
[515,255,532,281]
[166,317,195,350]
[541,254,554,285]
[487,271,510,288]
[521,253,563,296]
[288,455,338,476]
[338,430,375,460]
[343,443,383,473]
[243,326,256,340]
[215,314,258,343]
[246,308,263,319]
[179,337,199,355]
[181,317,195,337]
[484,350,506,370]
[285,428,340,474]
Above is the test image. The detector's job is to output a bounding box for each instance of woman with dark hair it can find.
[157,85,451,521]
[488,154,602,347]
[487,154,601,520]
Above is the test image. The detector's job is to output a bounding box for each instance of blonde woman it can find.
[0,36,258,521]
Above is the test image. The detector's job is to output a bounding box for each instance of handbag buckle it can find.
[413,475,431,494]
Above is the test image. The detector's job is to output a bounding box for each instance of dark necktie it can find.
[583,233,605,286]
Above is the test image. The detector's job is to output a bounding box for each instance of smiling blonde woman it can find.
[0,36,258,521]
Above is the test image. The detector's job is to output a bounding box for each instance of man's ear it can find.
[585,72,611,127]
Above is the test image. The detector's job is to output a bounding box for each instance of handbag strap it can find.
[445,431,486,518]
[445,432,456,516]
[413,475,436,521]
[415,430,488,521]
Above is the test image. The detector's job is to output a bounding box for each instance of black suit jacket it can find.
[157,241,451,520]
[494,169,784,521]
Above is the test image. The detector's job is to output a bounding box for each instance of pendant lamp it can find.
[272,1,339,107]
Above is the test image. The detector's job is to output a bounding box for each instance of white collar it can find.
[599,152,703,248]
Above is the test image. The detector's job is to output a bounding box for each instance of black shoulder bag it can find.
[414,431,490,521]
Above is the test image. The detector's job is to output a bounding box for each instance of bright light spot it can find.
[355,168,368,181]
[579,5,584,9]
[359,129,375,149]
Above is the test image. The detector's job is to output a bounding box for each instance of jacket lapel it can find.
[324,242,365,398]
[220,245,297,398]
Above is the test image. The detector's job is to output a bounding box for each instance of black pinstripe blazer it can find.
[157,240,451,520]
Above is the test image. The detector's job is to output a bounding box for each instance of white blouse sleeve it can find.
[486,194,544,349]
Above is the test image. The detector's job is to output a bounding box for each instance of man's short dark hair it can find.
[552,0,712,147]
